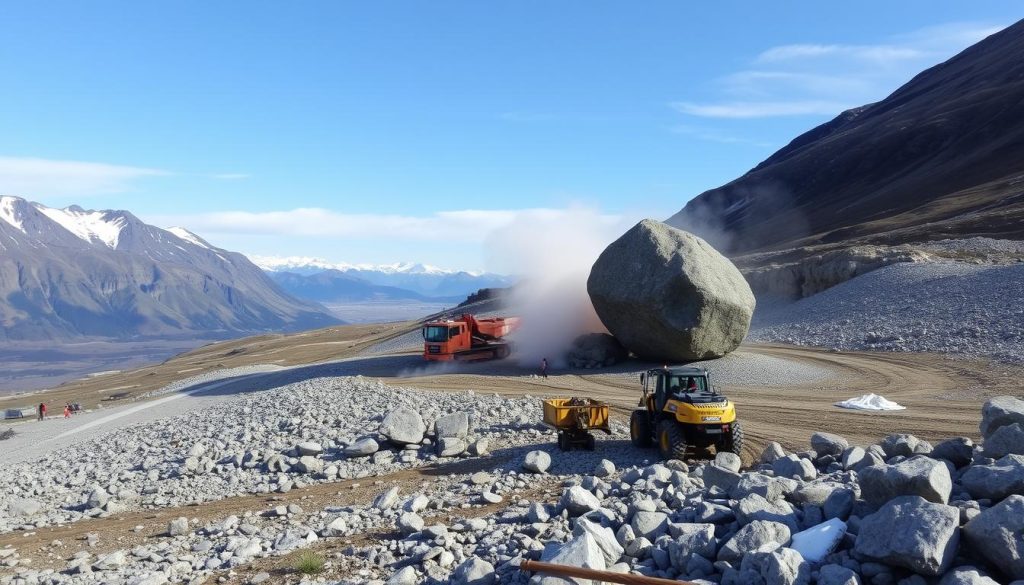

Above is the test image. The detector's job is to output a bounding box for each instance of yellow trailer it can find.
[541,397,611,451]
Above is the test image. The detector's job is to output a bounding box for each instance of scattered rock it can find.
[854,496,960,576]
[858,456,952,507]
[811,432,849,457]
[962,494,1024,580]
[523,450,552,474]
[980,396,1024,438]
[380,407,426,445]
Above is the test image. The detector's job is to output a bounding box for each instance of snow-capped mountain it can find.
[252,255,516,299]
[0,196,338,342]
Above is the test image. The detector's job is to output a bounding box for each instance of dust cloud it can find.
[482,205,634,369]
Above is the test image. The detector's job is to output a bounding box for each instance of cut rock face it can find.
[587,219,755,361]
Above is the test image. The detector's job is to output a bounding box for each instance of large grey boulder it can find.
[858,456,952,507]
[573,518,624,565]
[380,407,426,445]
[732,473,797,503]
[561,486,602,516]
[931,437,975,468]
[980,396,1024,438]
[667,523,716,570]
[631,511,669,541]
[937,567,1000,585]
[962,495,1024,580]
[704,464,742,493]
[533,533,605,584]
[434,412,470,439]
[773,454,817,481]
[344,438,379,457]
[854,496,960,576]
[817,564,861,585]
[960,454,1024,500]
[586,219,755,361]
[811,433,849,458]
[982,422,1024,458]
[523,450,552,474]
[881,433,921,458]
[741,547,810,585]
[718,520,792,564]
[452,557,496,585]
[734,493,800,532]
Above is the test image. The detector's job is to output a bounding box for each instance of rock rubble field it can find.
[2,375,1023,585]
[751,262,1024,363]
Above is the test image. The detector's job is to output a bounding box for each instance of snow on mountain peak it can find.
[248,255,473,276]
[166,226,211,249]
[0,196,27,233]
[34,202,128,249]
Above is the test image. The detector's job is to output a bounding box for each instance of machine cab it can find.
[422,321,470,358]
[640,367,720,411]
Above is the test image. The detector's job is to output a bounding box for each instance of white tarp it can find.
[834,393,906,411]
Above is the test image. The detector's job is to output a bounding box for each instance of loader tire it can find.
[630,410,653,448]
[724,421,745,456]
[657,420,688,461]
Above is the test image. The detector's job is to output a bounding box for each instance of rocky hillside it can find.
[669,19,1024,258]
[0,196,338,342]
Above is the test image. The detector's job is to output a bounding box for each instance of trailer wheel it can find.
[557,432,572,451]
[585,434,596,451]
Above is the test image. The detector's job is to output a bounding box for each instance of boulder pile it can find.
[565,333,628,369]
[367,395,1024,584]
[587,219,756,362]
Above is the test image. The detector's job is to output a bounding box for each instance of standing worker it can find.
[38,402,46,421]
[64,403,71,418]
[540,358,549,378]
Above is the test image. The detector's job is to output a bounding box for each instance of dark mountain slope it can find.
[669,20,1024,254]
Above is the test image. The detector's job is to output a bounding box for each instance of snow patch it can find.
[249,255,469,276]
[834,393,906,411]
[791,518,846,562]
[0,196,25,233]
[166,226,210,249]
[36,204,126,248]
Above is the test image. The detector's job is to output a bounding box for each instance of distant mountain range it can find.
[253,256,516,302]
[0,196,339,342]
[669,19,1024,255]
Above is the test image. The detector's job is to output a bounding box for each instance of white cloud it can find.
[755,44,923,64]
[673,101,849,119]
[674,21,1009,119]
[149,206,629,244]
[0,156,168,197]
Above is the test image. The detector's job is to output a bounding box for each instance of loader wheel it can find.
[657,420,688,461]
[723,421,745,456]
[630,410,653,448]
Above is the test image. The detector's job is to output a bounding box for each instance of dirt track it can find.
[395,344,1021,464]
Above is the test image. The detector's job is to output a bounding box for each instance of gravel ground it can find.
[750,261,1024,363]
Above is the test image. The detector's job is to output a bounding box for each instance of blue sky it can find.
[0,2,1018,271]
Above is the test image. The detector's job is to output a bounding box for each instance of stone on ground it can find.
[586,219,755,361]
[567,333,629,368]
[960,454,1024,500]
[931,437,975,468]
[573,518,624,565]
[717,520,792,564]
[523,450,552,473]
[561,486,602,516]
[344,437,379,457]
[435,412,470,439]
[168,517,189,537]
[937,567,1001,585]
[858,456,952,507]
[980,396,1024,438]
[982,422,1024,458]
[715,451,741,473]
[379,406,426,445]
[962,494,1024,580]
[854,496,960,576]
[451,557,496,585]
[817,564,861,585]
[811,432,849,457]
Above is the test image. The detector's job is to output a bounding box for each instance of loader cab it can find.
[640,367,717,413]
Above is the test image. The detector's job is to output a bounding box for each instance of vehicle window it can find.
[423,326,449,342]
[450,326,460,337]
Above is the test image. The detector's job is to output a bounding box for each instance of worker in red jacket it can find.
[38,402,46,421]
